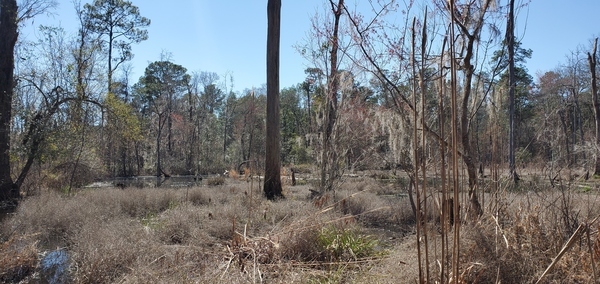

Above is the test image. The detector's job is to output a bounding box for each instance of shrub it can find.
[279,226,322,262]
[227,169,240,179]
[43,162,102,191]
[187,188,210,206]
[71,218,147,284]
[118,188,178,218]
[1,192,109,248]
[206,176,225,186]
[279,213,384,265]
[159,218,191,244]
[0,235,38,283]
[291,164,313,174]
[316,226,380,262]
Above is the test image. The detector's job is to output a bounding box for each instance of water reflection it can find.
[40,249,69,284]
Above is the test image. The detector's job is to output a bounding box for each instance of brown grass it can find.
[1,176,600,283]
[186,187,211,206]
[455,189,600,283]
[206,175,226,186]
[0,234,38,283]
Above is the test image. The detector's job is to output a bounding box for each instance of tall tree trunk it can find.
[264,0,283,200]
[223,102,229,163]
[320,0,343,192]
[462,51,483,216]
[108,27,114,93]
[0,0,19,203]
[167,95,173,155]
[305,84,312,140]
[452,0,493,217]
[507,0,517,182]
[156,113,165,177]
[558,109,571,162]
[588,38,600,175]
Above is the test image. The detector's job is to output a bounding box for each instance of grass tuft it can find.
[206,176,225,186]
[316,226,381,262]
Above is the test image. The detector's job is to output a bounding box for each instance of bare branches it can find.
[588,38,600,175]
[342,2,468,161]
[17,0,57,23]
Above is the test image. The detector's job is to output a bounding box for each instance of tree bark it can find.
[507,0,517,181]
[452,0,494,217]
[156,112,165,177]
[320,0,343,192]
[461,43,483,216]
[264,0,283,200]
[0,0,19,204]
[588,38,600,176]
[108,27,113,93]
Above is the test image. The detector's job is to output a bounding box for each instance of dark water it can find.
[40,249,70,284]
[88,175,211,188]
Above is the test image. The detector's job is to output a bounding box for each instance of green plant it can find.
[140,212,161,228]
[317,226,380,262]
[167,199,178,210]
[578,185,592,193]
[515,147,532,166]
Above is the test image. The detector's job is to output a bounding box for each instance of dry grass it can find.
[0,234,39,283]
[1,176,600,283]
[186,187,211,206]
[455,189,600,283]
[206,175,226,186]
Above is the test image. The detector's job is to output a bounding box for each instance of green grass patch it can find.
[317,226,382,262]
[140,212,161,229]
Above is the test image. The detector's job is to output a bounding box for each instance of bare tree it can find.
[320,0,344,192]
[445,0,497,216]
[17,0,57,23]
[588,38,600,175]
[264,0,283,200]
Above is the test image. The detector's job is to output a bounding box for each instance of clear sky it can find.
[18,0,600,92]
[518,0,600,77]
[20,0,326,92]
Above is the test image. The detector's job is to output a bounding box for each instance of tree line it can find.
[1,0,600,207]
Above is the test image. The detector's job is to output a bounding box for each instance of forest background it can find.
[1,0,600,199]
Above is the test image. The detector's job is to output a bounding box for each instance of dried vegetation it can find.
[0,176,600,283]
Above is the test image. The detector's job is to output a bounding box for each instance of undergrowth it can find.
[0,177,599,283]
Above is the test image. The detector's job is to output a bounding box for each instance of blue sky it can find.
[18,0,600,92]
[519,0,600,77]
[20,0,325,92]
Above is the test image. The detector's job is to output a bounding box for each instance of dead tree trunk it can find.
[507,0,517,182]
[264,0,284,200]
[588,38,600,176]
[451,0,494,217]
[320,0,343,192]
